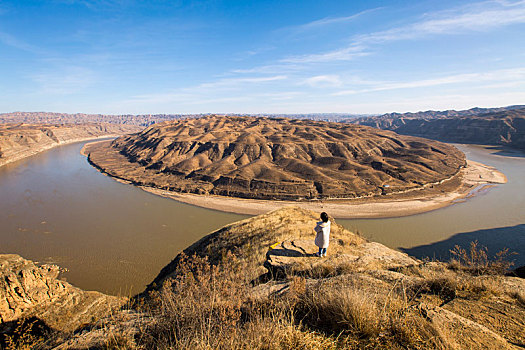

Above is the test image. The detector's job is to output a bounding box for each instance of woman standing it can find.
[314,212,331,257]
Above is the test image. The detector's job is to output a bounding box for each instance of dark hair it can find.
[320,212,329,222]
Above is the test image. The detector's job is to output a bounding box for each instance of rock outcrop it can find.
[0,123,142,167]
[352,106,525,151]
[264,239,419,278]
[87,115,466,200]
[0,254,125,332]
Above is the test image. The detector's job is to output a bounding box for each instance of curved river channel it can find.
[1,141,524,295]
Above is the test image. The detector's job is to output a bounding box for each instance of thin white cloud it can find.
[0,31,42,53]
[281,46,369,63]
[282,1,525,64]
[198,75,287,89]
[303,75,343,88]
[127,75,290,105]
[32,66,97,95]
[231,63,305,75]
[56,0,127,9]
[356,1,525,44]
[333,67,525,95]
[291,8,383,32]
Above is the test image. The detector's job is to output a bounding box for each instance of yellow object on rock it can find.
[269,242,280,251]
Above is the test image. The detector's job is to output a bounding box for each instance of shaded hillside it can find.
[352,106,525,150]
[88,115,465,200]
[0,123,141,167]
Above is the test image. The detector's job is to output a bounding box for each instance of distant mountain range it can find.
[3,106,525,150]
[0,111,368,125]
[350,105,525,150]
[0,111,197,126]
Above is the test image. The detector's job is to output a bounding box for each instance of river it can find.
[0,141,523,295]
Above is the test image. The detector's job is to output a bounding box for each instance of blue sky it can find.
[0,0,524,114]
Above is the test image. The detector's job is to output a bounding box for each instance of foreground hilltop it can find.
[4,207,522,349]
[86,115,465,200]
[352,106,525,150]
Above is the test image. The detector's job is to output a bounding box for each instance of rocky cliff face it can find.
[0,254,125,332]
[352,106,525,150]
[0,123,142,167]
[87,115,466,200]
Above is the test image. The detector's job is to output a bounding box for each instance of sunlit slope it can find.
[91,115,465,200]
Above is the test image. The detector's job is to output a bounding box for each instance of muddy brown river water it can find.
[1,141,523,295]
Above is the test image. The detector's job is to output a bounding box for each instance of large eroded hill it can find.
[87,116,465,200]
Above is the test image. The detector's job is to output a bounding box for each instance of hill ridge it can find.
[87,115,466,200]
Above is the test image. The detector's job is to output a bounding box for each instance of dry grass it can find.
[511,291,525,306]
[295,281,382,337]
[4,203,519,350]
[133,253,341,349]
[8,245,519,349]
[293,276,445,349]
[402,264,507,305]
[0,318,51,350]
[449,240,515,275]
[129,254,448,350]
[408,276,457,304]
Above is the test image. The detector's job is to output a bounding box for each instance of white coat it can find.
[314,220,331,249]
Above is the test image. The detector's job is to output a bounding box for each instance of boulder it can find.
[264,239,419,278]
[0,254,125,332]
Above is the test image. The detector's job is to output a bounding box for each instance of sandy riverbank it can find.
[129,160,505,219]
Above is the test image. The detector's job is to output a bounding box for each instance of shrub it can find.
[449,240,515,275]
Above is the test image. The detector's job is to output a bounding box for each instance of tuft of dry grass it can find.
[133,253,340,349]
[449,240,516,275]
[295,281,382,337]
[293,276,445,349]
[409,276,457,304]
